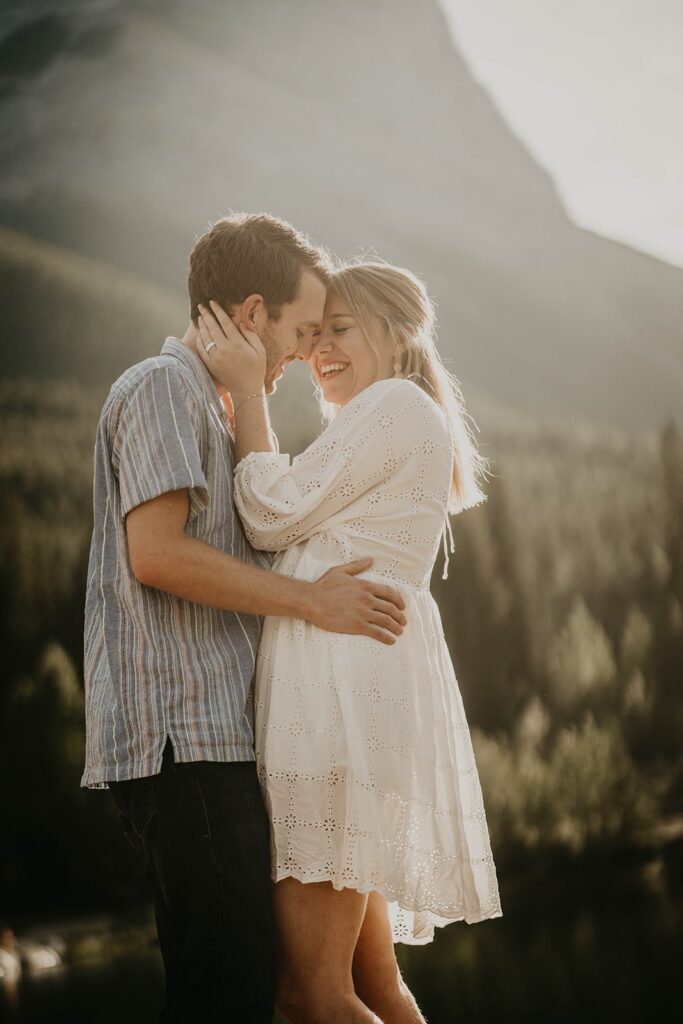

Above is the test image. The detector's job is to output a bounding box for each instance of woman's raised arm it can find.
[233,378,441,550]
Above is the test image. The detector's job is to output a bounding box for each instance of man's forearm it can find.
[136,532,313,619]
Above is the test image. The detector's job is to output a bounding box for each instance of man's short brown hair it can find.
[188,212,331,324]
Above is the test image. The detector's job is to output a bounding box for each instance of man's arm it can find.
[126,489,407,645]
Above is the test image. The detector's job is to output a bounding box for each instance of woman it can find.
[198,261,502,1024]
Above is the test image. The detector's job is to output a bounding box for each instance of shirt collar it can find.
[161,337,235,438]
[161,336,217,397]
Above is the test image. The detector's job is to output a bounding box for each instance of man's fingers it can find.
[372,598,407,627]
[368,611,403,637]
[340,558,374,575]
[368,582,405,611]
[363,626,396,646]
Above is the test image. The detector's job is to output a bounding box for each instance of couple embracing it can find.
[81,213,502,1024]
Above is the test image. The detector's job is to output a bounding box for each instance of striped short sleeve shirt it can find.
[81,337,272,790]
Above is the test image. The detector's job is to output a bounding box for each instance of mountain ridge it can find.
[0,0,680,431]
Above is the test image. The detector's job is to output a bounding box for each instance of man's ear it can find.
[239,294,266,331]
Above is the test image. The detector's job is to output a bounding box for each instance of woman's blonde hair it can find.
[321,259,491,514]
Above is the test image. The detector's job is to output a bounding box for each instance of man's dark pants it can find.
[109,738,277,1023]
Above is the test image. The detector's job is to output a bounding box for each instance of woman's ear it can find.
[239,294,265,331]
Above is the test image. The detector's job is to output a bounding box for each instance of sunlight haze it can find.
[439,0,683,267]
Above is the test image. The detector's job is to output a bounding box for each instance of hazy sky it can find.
[439,0,683,268]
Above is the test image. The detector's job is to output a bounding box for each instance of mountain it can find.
[0,0,680,432]
[0,226,185,383]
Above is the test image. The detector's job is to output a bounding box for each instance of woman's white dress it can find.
[233,377,502,944]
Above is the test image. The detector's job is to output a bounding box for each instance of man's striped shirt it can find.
[81,337,272,789]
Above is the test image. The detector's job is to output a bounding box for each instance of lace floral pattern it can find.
[234,379,502,943]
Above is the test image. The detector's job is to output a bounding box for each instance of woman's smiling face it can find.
[310,290,395,405]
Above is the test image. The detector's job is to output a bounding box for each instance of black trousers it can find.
[109,738,277,1023]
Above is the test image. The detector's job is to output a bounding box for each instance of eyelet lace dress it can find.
[233,378,502,944]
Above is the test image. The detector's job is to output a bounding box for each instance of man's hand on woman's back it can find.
[306,557,407,645]
[125,492,406,644]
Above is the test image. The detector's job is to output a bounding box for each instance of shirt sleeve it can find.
[112,366,209,520]
[233,379,445,550]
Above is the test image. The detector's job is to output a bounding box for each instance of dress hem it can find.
[271,867,503,945]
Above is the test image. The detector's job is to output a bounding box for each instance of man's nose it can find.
[295,334,328,361]
[295,338,314,360]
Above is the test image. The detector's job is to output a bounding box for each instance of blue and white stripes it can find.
[81,338,272,790]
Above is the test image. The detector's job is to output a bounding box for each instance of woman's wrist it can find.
[232,388,266,414]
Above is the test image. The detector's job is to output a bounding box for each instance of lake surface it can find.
[4,856,681,1024]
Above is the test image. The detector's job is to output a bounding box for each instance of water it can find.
[4,859,681,1023]
[398,863,682,1023]
[1,950,164,1024]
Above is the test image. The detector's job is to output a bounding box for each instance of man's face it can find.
[258,271,327,394]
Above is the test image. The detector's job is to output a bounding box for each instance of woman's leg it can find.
[274,877,383,1024]
[352,892,426,1024]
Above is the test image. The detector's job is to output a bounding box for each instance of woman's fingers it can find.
[198,303,230,345]
[196,310,238,386]
[196,316,214,357]
[238,321,267,358]
[196,303,267,392]
[207,300,264,355]
[206,301,244,343]
[201,302,266,364]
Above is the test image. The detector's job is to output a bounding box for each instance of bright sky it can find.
[438,0,683,268]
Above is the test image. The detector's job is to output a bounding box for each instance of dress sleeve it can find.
[112,366,209,520]
[233,380,444,550]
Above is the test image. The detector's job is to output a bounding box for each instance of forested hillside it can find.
[2,381,681,912]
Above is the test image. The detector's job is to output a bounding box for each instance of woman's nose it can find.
[316,333,334,353]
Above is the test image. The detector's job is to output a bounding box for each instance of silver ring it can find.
[205,341,217,354]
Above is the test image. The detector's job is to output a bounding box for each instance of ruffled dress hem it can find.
[270,867,503,946]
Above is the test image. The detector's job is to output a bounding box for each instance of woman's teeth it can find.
[321,362,350,380]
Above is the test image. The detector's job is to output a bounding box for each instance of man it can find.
[81,212,406,1024]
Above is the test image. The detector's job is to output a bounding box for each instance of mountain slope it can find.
[0,0,680,430]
